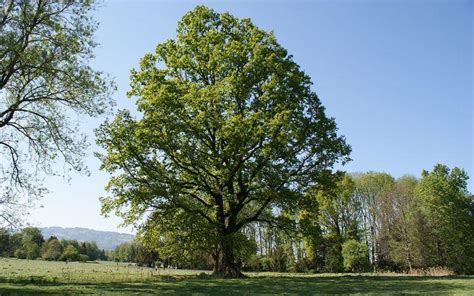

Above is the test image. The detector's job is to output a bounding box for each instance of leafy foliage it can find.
[415,164,474,274]
[0,227,108,262]
[342,239,369,272]
[97,5,349,277]
[0,0,114,227]
[41,238,63,261]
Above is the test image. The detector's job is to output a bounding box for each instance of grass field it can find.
[0,258,473,295]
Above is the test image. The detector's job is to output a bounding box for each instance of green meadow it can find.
[0,258,472,295]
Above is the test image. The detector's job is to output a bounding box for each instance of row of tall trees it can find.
[2,164,471,276]
[111,241,159,267]
[0,227,107,262]
[105,165,473,275]
[232,165,473,274]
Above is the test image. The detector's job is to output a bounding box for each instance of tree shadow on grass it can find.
[150,276,471,295]
[0,275,472,295]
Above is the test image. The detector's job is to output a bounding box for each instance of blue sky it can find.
[29,0,473,233]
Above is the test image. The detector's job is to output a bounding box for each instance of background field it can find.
[0,258,473,295]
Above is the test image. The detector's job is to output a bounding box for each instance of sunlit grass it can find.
[0,258,208,283]
[0,258,473,295]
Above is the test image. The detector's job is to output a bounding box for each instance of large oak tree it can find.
[97,6,350,277]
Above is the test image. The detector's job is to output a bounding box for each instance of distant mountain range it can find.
[40,226,134,250]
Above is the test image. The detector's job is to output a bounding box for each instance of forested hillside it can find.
[40,227,134,250]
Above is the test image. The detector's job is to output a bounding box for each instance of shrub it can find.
[408,267,455,276]
[294,259,308,273]
[61,245,79,261]
[78,254,89,262]
[42,239,63,261]
[14,248,27,259]
[342,239,369,272]
[270,246,289,272]
[324,244,344,273]
[25,243,40,260]
[259,256,272,271]
[242,254,262,271]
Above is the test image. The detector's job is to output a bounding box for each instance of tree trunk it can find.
[212,234,245,278]
[370,225,376,272]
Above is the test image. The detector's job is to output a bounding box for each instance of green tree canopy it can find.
[384,175,423,271]
[61,244,79,261]
[42,237,63,261]
[0,0,114,227]
[20,227,43,259]
[0,228,9,256]
[97,6,350,277]
[21,227,43,246]
[342,239,369,272]
[314,173,359,241]
[354,172,394,270]
[415,164,474,274]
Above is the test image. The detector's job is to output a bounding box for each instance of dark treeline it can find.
[0,227,108,262]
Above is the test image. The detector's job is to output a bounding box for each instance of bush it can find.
[42,239,63,261]
[270,246,289,272]
[242,254,262,271]
[259,256,272,271]
[342,239,369,272]
[61,245,79,261]
[14,248,27,259]
[25,244,41,260]
[324,244,344,273]
[78,254,89,262]
[408,267,455,276]
[294,259,308,273]
[0,228,10,257]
